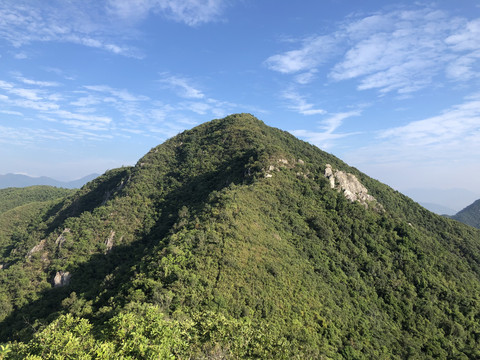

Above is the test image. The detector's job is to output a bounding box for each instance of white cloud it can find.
[282,90,326,115]
[321,111,361,133]
[290,129,355,150]
[0,79,43,100]
[343,96,480,193]
[0,125,79,145]
[108,0,227,26]
[294,70,318,85]
[265,35,339,74]
[71,95,102,107]
[446,51,480,81]
[159,74,205,99]
[0,110,23,116]
[378,94,480,152]
[346,94,480,168]
[54,109,111,124]
[290,110,361,150]
[14,52,27,59]
[266,6,480,94]
[84,85,149,102]
[445,18,480,51]
[17,77,60,87]
[0,1,137,57]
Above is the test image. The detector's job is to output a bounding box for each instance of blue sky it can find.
[0,0,479,208]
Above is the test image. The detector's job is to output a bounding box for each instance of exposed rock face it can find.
[53,271,71,287]
[55,228,70,248]
[105,230,115,253]
[264,157,296,178]
[26,239,46,259]
[324,164,378,208]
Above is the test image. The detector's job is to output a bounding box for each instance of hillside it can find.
[451,199,480,229]
[1,114,480,359]
[0,186,76,215]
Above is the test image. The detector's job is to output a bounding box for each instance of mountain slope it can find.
[451,199,480,228]
[1,114,480,359]
[0,186,75,215]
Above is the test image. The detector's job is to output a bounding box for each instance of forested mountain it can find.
[451,199,480,229]
[0,114,479,359]
[0,186,75,215]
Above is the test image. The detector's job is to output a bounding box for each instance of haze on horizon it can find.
[0,0,479,208]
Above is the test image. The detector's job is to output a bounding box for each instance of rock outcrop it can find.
[55,228,70,248]
[104,230,115,253]
[265,158,308,178]
[53,271,71,287]
[324,164,379,209]
[26,239,46,260]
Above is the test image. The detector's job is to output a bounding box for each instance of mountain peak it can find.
[1,115,480,359]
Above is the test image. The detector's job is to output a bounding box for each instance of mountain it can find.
[402,187,480,215]
[418,202,457,216]
[1,114,480,359]
[0,173,99,189]
[0,186,75,215]
[451,199,480,229]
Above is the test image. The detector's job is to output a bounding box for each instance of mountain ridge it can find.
[1,114,479,359]
[450,198,480,229]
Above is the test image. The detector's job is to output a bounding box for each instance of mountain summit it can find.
[1,114,480,359]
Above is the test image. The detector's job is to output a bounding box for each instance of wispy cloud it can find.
[107,0,228,26]
[282,89,326,115]
[16,76,60,87]
[157,73,244,118]
[347,93,480,165]
[84,85,149,102]
[265,35,339,74]
[0,71,245,145]
[378,94,480,153]
[159,74,205,99]
[0,80,42,101]
[0,110,23,116]
[0,125,84,146]
[0,0,138,57]
[266,6,480,94]
[291,110,361,149]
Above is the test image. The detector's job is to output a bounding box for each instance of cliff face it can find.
[324,164,378,207]
[1,114,480,359]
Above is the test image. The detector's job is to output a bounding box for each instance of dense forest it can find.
[450,199,480,229]
[0,186,75,215]
[0,114,479,359]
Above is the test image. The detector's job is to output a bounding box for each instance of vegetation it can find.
[451,199,480,229]
[0,186,74,215]
[0,114,479,358]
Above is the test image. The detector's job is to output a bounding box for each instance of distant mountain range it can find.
[418,202,457,216]
[0,173,99,189]
[402,187,480,215]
